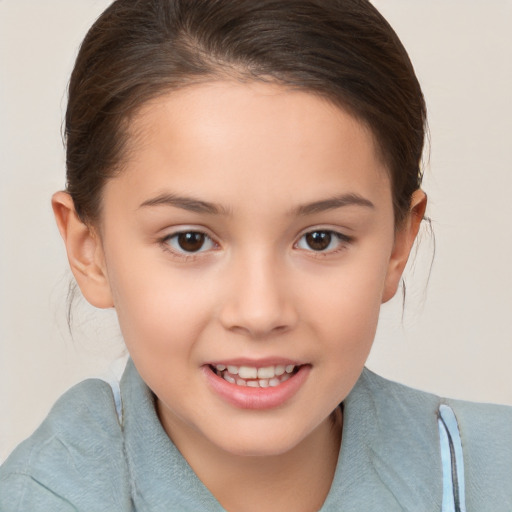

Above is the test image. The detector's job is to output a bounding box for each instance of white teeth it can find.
[222,374,292,387]
[218,364,296,378]
[275,365,285,376]
[218,363,300,387]
[238,366,258,379]
[224,374,236,384]
[257,366,275,379]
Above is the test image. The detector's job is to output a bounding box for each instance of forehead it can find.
[108,81,391,212]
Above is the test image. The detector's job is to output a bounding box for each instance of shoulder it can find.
[359,367,512,424]
[0,379,132,512]
[359,368,512,457]
[443,395,512,508]
[338,369,444,509]
[348,368,444,434]
[354,369,512,508]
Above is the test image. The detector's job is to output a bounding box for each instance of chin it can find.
[223,441,298,458]
[209,423,312,458]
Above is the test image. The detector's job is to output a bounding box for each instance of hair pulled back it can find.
[66,0,426,225]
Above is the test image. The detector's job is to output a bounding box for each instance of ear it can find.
[52,191,114,309]
[382,189,427,303]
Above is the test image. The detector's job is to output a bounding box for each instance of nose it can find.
[218,252,298,339]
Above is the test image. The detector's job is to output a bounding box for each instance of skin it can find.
[53,81,426,512]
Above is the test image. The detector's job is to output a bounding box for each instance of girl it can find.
[1,1,511,510]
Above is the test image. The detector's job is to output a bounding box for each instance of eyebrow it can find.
[138,192,374,216]
[138,193,230,215]
[295,193,375,215]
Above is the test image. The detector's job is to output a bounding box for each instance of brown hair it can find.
[66,0,426,225]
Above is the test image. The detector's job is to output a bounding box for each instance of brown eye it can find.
[178,232,205,252]
[296,230,351,253]
[305,231,332,251]
[165,231,215,254]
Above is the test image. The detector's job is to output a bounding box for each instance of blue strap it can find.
[107,378,124,425]
[438,404,466,512]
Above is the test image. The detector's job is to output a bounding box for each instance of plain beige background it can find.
[1,0,511,461]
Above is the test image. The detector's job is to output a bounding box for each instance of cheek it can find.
[320,291,381,365]
[106,255,214,358]
[302,254,388,329]
[314,292,381,406]
[300,252,389,374]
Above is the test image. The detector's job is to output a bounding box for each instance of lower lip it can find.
[202,365,311,410]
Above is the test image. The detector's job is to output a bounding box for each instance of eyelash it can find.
[161,230,218,261]
[295,229,352,255]
[160,228,352,260]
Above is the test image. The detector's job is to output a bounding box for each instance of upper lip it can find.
[205,358,306,368]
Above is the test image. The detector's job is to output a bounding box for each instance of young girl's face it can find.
[78,81,420,457]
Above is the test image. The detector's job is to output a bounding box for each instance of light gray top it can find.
[1,360,511,511]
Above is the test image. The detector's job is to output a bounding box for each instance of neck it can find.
[160,406,342,512]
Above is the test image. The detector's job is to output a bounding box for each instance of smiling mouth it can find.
[209,364,300,388]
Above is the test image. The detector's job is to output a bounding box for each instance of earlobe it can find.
[52,191,114,309]
[382,189,427,303]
